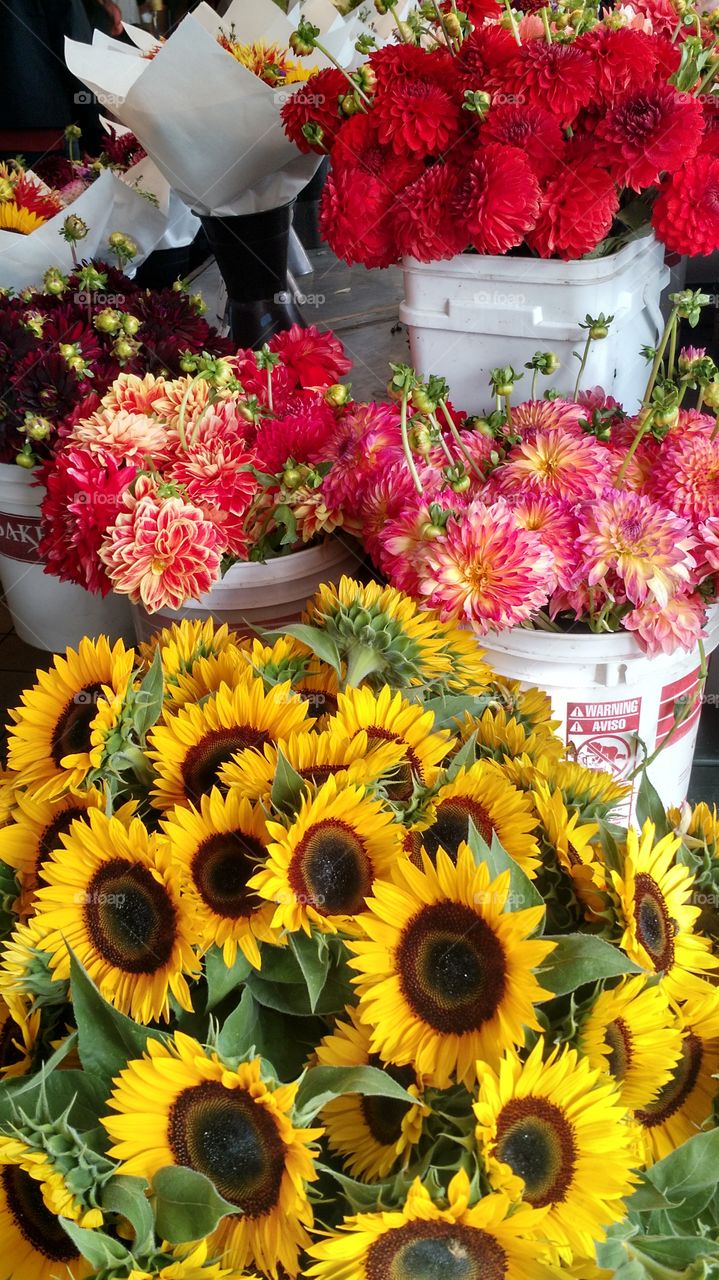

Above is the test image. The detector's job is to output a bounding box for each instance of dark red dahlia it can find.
[591,84,704,191]
[39,447,137,595]
[500,41,597,125]
[480,103,565,181]
[281,68,348,154]
[32,155,76,189]
[319,168,398,269]
[450,142,541,255]
[10,350,81,419]
[455,24,518,93]
[650,33,682,81]
[130,291,233,373]
[576,27,658,104]
[391,163,464,261]
[526,161,619,259]
[652,153,719,255]
[253,398,337,473]
[100,127,147,168]
[376,74,463,158]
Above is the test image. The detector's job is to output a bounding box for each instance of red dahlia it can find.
[450,143,540,255]
[592,85,704,191]
[480,103,565,181]
[500,41,597,125]
[576,27,658,104]
[392,164,464,261]
[651,153,719,255]
[281,68,347,154]
[455,25,518,92]
[39,448,136,595]
[526,161,619,259]
[268,324,351,387]
[330,114,422,192]
[319,169,397,269]
[370,43,454,95]
[376,74,462,157]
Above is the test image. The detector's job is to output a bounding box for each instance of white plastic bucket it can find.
[400,235,669,414]
[130,535,364,644]
[0,464,133,653]
[480,607,719,823]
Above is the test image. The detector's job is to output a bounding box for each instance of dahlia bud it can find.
[94,308,122,334]
[409,423,432,455]
[411,386,439,414]
[22,312,45,339]
[324,383,351,407]
[179,353,199,374]
[189,293,207,315]
[703,379,719,409]
[113,336,138,361]
[490,366,520,397]
[340,92,362,116]
[61,214,88,243]
[462,89,492,118]
[582,312,613,341]
[467,416,495,438]
[525,351,560,375]
[0,179,14,202]
[59,342,80,363]
[302,123,325,151]
[75,264,107,294]
[354,65,377,95]
[671,289,710,327]
[23,413,53,442]
[355,33,377,54]
[15,447,36,469]
[122,314,142,337]
[64,123,82,141]
[653,405,679,429]
[420,520,445,540]
[290,20,319,55]
[282,465,304,490]
[374,0,390,12]
[108,232,138,265]
[203,357,235,388]
[444,11,462,38]
[450,471,471,493]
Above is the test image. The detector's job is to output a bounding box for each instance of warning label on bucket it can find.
[565,697,641,808]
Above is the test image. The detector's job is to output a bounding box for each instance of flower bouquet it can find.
[334,295,719,809]
[37,324,362,624]
[64,0,354,344]
[0,577,719,1279]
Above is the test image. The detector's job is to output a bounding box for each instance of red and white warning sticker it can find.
[565,696,641,782]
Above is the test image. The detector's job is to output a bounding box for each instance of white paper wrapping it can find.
[0,168,169,291]
[65,0,341,217]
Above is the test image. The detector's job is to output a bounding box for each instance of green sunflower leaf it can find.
[216,985,257,1061]
[59,1220,134,1268]
[442,731,477,783]
[204,946,253,1011]
[466,821,544,925]
[152,1166,238,1244]
[101,1176,154,1253]
[69,950,165,1084]
[261,624,342,677]
[271,748,308,817]
[289,932,331,1013]
[293,1065,418,1127]
[218,988,326,1081]
[635,772,670,839]
[132,647,165,740]
[536,934,643,997]
[640,1128,719,1203]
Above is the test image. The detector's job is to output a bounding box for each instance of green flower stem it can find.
[625,639,707,783]
[438,399,484,479]
[616,306,678,488]
[614,408,654,488]
[540,6,552,42]
[177,371,205,451]
[533,610,563,632]
[431,0,458,53]
[266,366,274,413]
[314,41,373,104]
[504,0,522,44]
[504,392,513,430]
[697,56,719,96]
[697,386,705,414]
[390,1,412,41]
[531,367,539,400]
[573,331,593,401]
[666,317,678,382]
[400,393,424,495]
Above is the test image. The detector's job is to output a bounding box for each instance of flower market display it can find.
[1,576,719,1279]
[282,0,719,267]
[37,324,357,611]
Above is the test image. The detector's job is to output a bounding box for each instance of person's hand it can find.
[99,0,124,35]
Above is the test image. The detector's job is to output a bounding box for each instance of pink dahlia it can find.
[450,143,541,256]
[360,463,419,560]
[699,517,719,576]
[508,493,582,590]
[379,501,445,597]
[100,492,222,612]
[624,593,707,657]
[69,408,168,462]
[591,86,704,191]
[577,489,696,607]
[510,399,586,435]
[322,402,403,518]
[495,428,613,501]
[39,448,136,596]
[268,324,351,388]
[652,433,719,522]
[418,500,554,633]
[480,104,566,182]
[652,154,719,257]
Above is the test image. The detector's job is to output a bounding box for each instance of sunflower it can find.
[458,705,564,768]
[531,783,605,908]
[220,729,406,804]
[669,800,719,858]
[128,1241,258,1280]
[474,1039,637,1257]
[139,619,239,682]
[161,789,281,968]
[542,760,630,823]
[577,975,683,1111]
[33,809,201,1024]
[162,650,251,715]
[239,635,312,688]
[304,1169,559,1280]
[634,988,719,1164]
[6,637,135,797]
[411,762,541,878]
[250,776,405,936]
[349,844,554,1088]
[0,1136,102,1228]
[0,997,39,1078]
[328,685,449,803]
[103,1036,321,1279]
[292,663,341,726]
[316,1008,428,1181]
[0,1137,91,1280]
[149,675,314,810]
[0,201,46,234]
[0,916,66,1020]
[0,787,136,921]
[611,820,719,999]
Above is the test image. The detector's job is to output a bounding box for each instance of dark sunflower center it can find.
[364,727,420,802]
[360,1059,417,1147]
[605,1016,633,1081]
[289,819,372,917]
[50,683,103,765]
[633,872,675,972]
[0,1017,25,1072]
[365,1220,507,1280]
[298,688,338,718]
[192,831,266,919]
[168,1081,285,1217]
[422,798,494,861]
[181,727,271,799]
[297,763,344,786]
[84,858,177,974]
[636,1033,703,1129]
[34,807,88,895]
[495,1096,577,1207]
[1,1165,78,1262]
[396,900,507,1034]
